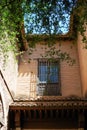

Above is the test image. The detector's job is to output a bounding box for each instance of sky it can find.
[24,0,75,35]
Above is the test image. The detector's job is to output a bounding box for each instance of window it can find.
[37,59,61,96]
[38,60,58,83]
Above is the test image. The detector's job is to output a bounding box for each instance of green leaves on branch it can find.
[73,0,87,47]
[0,0,24,61]
[24,0,76,34]
[0,0,87,64]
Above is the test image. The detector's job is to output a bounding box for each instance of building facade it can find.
[0,31,87,130]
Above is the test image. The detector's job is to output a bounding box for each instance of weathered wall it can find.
[16,40,82,99]
[0,51,18,97]
[0,51,18,129]
[0,72,13,130]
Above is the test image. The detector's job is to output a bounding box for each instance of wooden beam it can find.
[78,111,85,130]
[15,110,21,130]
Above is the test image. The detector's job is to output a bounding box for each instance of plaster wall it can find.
[0,72,13,130]
[0,51,18,129]
[0,51,18,97]
[77,34,87,97]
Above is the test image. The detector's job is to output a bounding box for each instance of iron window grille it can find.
[37,59,61,96]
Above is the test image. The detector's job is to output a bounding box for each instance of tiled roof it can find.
[10,96,87,110]
[14,95,82,101]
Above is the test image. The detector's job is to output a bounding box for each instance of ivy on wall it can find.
[0,0,87,63]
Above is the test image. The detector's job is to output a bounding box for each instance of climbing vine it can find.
[0,0,87,63]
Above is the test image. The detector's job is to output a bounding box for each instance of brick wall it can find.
[16,40,82,98]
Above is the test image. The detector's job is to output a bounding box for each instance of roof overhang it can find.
[9,98,87,110]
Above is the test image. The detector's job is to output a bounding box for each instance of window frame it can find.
[37,59,61,96]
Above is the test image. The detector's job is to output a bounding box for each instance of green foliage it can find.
[73,0,87,47]
[24,0,87,63]
[0,0,24,61]
[0,0,87,64]
[24,0,76,34]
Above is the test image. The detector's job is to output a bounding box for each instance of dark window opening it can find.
[38,60,58,83]
[37,59,61,96]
